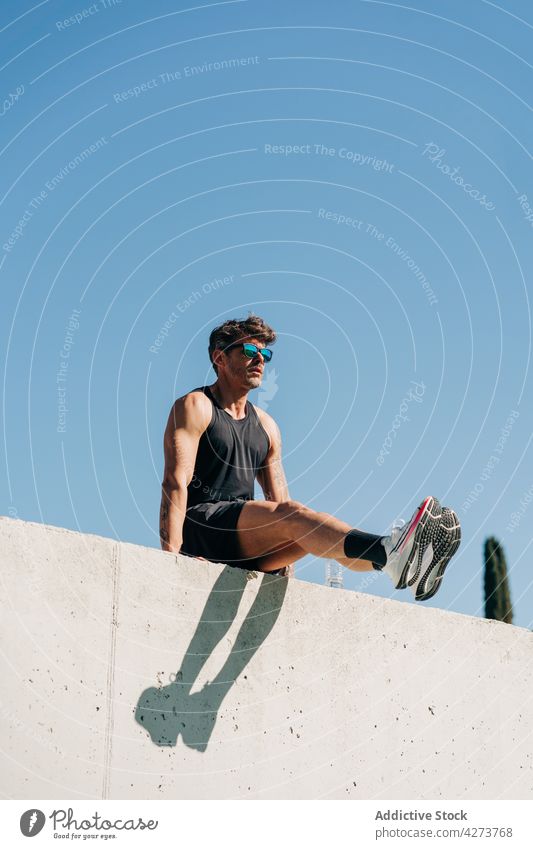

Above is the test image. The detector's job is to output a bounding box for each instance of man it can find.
[159,315,461,600]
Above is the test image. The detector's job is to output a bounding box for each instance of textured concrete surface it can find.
[1,515,532,799]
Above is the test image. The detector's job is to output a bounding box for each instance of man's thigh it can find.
[236,500,295,559]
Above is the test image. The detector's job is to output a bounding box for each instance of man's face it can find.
[222,337,266,389]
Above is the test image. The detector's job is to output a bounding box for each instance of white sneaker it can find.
[411,507,461,601]
[381,496,442,590]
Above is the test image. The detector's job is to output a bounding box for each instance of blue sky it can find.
[1,0,532,626]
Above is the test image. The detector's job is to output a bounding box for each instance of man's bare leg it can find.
[237,496,462,603]
[253,539,366,574]
[253,541,306,573]
[237,500,374,572]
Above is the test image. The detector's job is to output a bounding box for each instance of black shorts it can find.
[180,500,261,571]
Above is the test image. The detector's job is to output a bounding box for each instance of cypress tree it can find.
[484,537,513,624]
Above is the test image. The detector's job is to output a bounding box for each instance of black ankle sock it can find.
[343,530,387,568]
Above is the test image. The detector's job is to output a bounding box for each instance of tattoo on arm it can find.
[273,458,288,496]
[159,498,169,543]
[257,419,289,502]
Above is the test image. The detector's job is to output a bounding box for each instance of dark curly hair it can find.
[208,314,276,374]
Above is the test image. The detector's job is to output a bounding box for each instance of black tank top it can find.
[186,385,270,508]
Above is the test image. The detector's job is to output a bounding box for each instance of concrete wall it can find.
[1,515,532,800]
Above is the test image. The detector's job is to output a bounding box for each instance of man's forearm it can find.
[264,459,290,503]
[262,461,294,576]
[160,485,188,553]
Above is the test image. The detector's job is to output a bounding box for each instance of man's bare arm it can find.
[256,411,294,575]
[160,392,211,553]
[256,416,290,502]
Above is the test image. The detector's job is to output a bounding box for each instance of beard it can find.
[227,358,262,388]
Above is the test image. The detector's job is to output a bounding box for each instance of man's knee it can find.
[275,499,310,525]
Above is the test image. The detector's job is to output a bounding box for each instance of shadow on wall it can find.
[135,567,288,752]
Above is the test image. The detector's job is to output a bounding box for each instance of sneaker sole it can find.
[415,508,462,601]
[395,496,442,589]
